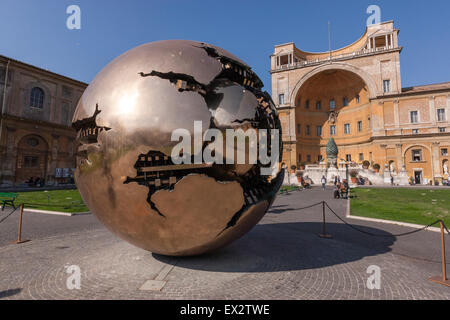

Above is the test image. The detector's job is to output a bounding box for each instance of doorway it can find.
[414,170,423,185]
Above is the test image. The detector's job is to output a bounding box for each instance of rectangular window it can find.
[442,148,448,156]
[316,101,321,110]
[359,153,364,161]
[318,155,323,162]
[23,156,39,168]
[439,127,446,133]
[356,94,360,104]
[346,154,352,162]
[306,155,311,162]
[383,80,391,93]
[298,154,302,162]
[412,129,419,134]
[344,123,351,134]
[357,121,363,132]
[412,149,422,162]
[305,125,310,136]
[410,111,418,123]
[316,125,322,136]
[305,100,309,109]
[437,108,446,122]
[343,97,349,106]
[278,94,285,105]
[329,99,335,110]
[297,124,301,134]
[330,125,336,136]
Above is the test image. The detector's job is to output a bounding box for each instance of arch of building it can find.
[289,62,379,105]
[290,67,375,166]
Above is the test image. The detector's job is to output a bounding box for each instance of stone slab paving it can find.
[0,186,449,299]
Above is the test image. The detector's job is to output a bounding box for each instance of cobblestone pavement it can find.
[0,186,449,299]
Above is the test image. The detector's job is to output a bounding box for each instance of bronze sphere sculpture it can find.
[72,40,283,256]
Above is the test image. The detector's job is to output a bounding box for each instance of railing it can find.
[272,45,398,71]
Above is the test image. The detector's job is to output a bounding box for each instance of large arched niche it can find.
[292,67,373,165]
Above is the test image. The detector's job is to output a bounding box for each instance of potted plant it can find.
[373,163,381,173]
[349,170,358,184]
[362,160,370,169]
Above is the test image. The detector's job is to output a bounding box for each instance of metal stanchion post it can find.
[429,221,450,286]
[319,201,332,239]
[10,203,30,245]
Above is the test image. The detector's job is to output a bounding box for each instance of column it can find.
[393,100,400,128]
[395,143,403,170]
[431,142,441,184]
[429,96,436,126]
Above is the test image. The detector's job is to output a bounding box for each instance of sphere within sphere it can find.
[72,40,283,256]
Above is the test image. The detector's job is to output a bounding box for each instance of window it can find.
[410,111,419,123]
[359,153,364,161]
[316,125,322,136]
[306,155,311,162]
[278,94,284,105]
[412,149,422,162]
[383,80,391,93]
[343,97,349,106]
[297,124,301,134]
[330,125,336,136]
[318,155,323,162]
[30,87,44,109]
[344,123,351,134]
[305,125,310,136]
[23,156,39,168]
[298,154,302,162]
[329,99,335,110]
[357,121,363,132]
[442,148,448,156]
[412,129,419,134]
[26,138,39,147]
[346,154,352,162]
[305,100,310,109]
[316,101,321,110]
[437,109,446,122]
[356,94,360,104]
[439,127,446,133]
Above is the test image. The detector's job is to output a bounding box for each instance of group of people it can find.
[25,176,43,187]
[319,175,349,199]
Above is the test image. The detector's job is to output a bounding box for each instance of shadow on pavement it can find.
[153,221,396,273]
[0,288,22,299]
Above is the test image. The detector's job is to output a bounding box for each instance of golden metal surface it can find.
[72,40,283,256]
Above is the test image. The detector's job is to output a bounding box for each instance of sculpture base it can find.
[429,276,450,287]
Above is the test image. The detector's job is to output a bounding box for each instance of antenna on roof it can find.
[328,21,332,60]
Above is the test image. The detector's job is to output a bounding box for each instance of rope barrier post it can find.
[429,220,450,287]
[318,201,332,239]
[10,203,30,245]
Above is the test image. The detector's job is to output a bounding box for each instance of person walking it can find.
[321,176,327,190]
[390,175,394,186]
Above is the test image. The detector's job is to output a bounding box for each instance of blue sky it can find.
[1,0,449,93]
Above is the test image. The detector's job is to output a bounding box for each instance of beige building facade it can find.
[0,55,87,187]
[271,21,450,185]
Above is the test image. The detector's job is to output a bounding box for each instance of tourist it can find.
[391,175,394,186]
[333,183,340,199]
[321,176,327,190]
[334,176,338,185]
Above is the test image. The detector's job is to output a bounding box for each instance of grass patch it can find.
[350,188,450,227]
[14,189,88,213]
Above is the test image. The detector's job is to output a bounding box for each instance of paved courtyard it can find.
[0,186,449,299]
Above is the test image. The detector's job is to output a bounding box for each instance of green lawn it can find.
[350,188,450,227]
[279,185,302,193]
[14,189,88,213]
